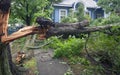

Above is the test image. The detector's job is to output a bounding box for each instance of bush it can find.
[51,36,85,58]
[91,14,120,26]
[61,16,78,23]
[46,36,85,58]
[45,36,63,49]
[61,9,78,23]
[88,32,120,74]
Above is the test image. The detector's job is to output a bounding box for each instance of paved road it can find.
[34,49,70,75]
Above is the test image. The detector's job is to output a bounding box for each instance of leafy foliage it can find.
[49,0,62,4]
[45,12,120,74]
[45,36,63,49]
[10,0,59,25]
[69,57,90,65]
[11,0,46,25]
[98,0,120,13]
[46,36,84,58]
[61,3,86,23]
[61,16,78,23]
[91,14,120,26]
[61,9,78,23]
[55,37,84,58]
[75,3,85,22]
[88,32,120,74]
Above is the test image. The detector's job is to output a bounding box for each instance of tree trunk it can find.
[0,43,20,75]
[26,15,31,26]
[0,0,18,75]
[0,43,12,75]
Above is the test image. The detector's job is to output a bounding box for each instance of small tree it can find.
[75,3,85,22]
[11,0,51,25]
[10,0,62,26]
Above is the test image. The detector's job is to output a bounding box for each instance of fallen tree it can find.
[2,19,120,43]
[46,22,120,37]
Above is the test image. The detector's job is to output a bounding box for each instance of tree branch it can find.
[46,23,120,37]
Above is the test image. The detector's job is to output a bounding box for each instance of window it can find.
[96,14,102,18]
[93,0,98,2]
[86,12,89,16]
[59,9,67,22]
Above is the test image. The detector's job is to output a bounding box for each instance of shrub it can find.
[61,9,78,23]
[91,14,120,26]
[53,36,85,58]
[45,36,63,49]
[88,33,120,74]
[61,16,78,23]
[69,57,90,65]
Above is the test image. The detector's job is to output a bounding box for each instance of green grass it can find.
[23,57,39,75]
[24,58,36,68]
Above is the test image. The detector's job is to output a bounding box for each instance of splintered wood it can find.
[2,26,48,43]
[0,10,9,42]
[16,51,26,64]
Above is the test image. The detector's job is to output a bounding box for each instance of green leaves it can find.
[47,36,84,58]
[91,14,120,26]
[88,32,120,74]
[98,0,120,13]
[10,0,54,25]
[75,3,85,22]
[61,9,78,23]
[61,3,85,23]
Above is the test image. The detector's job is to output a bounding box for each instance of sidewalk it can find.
[34,49,71,75]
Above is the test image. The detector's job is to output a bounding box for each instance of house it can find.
[52,0,107,23]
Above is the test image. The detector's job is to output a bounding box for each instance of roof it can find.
[53,0,79,7]
[53,0,100,8]
[80,0,99,8]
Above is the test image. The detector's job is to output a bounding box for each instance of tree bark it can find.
[46,23,120,37]
[0,1,18,75]
[0,44,12,75]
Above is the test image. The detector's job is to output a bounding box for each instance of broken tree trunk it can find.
[0,0,13,75]
[0,0,52,75]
